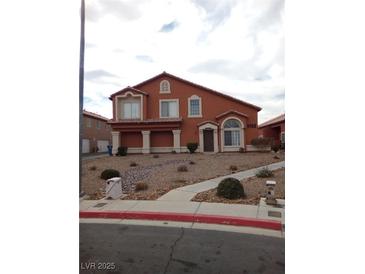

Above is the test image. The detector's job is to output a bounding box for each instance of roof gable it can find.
[132,72,262,111]
[83,110,109,121]
[259,114,285,128]
[109,86,148,99]
[216,110,249,120]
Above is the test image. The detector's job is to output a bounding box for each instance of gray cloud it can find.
[86,0,143,22]
[85,70,118,81]
[159,21,179,32]
[136,55,154,62]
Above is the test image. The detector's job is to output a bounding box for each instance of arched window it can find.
[160,80,171,93]
[223,119,241,146]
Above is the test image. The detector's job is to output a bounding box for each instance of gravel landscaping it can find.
[191,168,285,205]
[81,151,284,200]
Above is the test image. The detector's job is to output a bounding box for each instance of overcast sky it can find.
[83,0,284,124]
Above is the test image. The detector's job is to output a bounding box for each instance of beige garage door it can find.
[97,140,109,152]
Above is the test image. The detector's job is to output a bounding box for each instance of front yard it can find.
[82,151,284,200]
[191,168,285,205]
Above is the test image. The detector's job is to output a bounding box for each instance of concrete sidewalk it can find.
[158,161,285,202]
[80,198,285,230]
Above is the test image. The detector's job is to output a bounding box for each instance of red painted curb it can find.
[79,211,282,231]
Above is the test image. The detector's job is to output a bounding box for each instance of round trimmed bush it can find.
[187,142,198,153]
[100,169,120,180]
[177,165,188,172]
[217,178,244,199]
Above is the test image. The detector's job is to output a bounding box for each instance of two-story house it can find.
[108,72,262,154]
[82,110,112,153]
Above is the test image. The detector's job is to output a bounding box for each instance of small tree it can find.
[187,142,198,153]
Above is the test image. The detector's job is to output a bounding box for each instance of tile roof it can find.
[83,110,110,121]
[258,114,285,128]
[109,71,262,111]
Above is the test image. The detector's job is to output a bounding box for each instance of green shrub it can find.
[251,137,272,148]
[171,150,176,154]
[256,167,274,178]
[100,169,120,180]
[116,146,128,156]
[217,178,244,199]
[177,165,188,172]
[186,142,198,154]
[130,161,137,167]
[229,165,238,171]
[271,144,280,152]
[135,182,148,191]
[239,147,245,153]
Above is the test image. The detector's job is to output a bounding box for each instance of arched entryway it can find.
[198,121,218,153]
[220,117,245,152]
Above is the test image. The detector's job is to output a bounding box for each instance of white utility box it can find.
[265,180,277,205]
[105,177,123,199]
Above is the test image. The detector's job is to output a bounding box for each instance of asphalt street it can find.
[80,223,284,274]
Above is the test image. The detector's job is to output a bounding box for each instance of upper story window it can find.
[188,95,202,117]
[96,120,101,129]
[123,101,140,119]
[86,118,92,128]
[160,99,179,118]
[160,80,171,93]
[116,92,143,120]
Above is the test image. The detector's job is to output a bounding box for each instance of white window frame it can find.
[159,99,179,118]
[122,101,141,119]
[115,91,143,121]
[220,117,245,152]
[160,80,171,94]
[188,95,202,118]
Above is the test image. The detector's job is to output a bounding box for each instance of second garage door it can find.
[97,140,109,152]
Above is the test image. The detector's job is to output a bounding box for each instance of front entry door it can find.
[203,129,214,152]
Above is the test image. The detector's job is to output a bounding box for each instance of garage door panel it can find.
[82,139,90,153]
[97,140,109,152]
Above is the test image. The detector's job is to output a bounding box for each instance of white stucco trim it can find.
[220,116,245,152]
[159,99,179,118]
[198,122,218,153]
[159,80,171,94]
[115,91,143,121]
[172,129,181,153]
[111,131,120,154]
[141,130,151,154]
[188,95,202,118]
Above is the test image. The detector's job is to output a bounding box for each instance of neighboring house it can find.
[82,110,112,153]
[258,114,285,147]
[108,71,262,154]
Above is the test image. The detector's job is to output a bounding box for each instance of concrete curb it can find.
[79,211,282,231]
